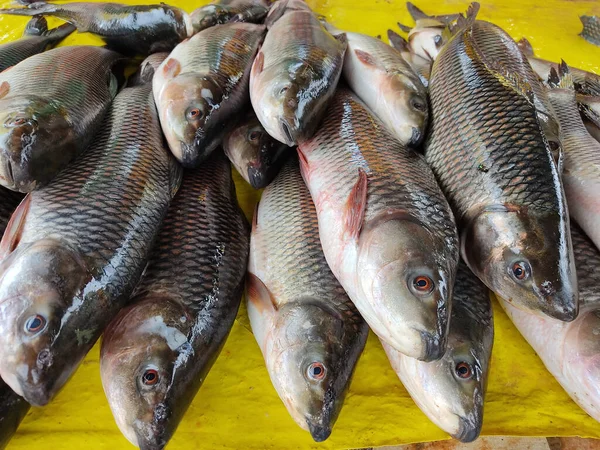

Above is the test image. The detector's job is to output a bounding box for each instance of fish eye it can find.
[455,362,473,379]
[24,315,46,334]
[549,140,560,151]
[410,97,427,112]
[186,107,204,121]
[248,130,262,143]
[13,117,27,126]
[141,369,159,386]
[279,86,290,95]
[307,362,326,381]
[511,261,530,281]
[433,34,443,46]
[410,275,434,295]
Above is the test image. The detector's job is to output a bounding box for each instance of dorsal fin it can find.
[517,37,534,57]
[397,22,412,33]
[406,2,428,21]
[387,29,410,52]
[456,2,480,30]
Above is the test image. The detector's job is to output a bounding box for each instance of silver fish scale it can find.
[452,261,492,335]
[426,32,561,222]
[571,225,600,306]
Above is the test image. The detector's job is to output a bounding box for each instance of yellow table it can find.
[1,0,600,448]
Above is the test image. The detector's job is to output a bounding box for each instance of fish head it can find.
[408,20,446,61]
[463,209,578,321]
[158,73,223,167]
[267,301,348,442]
[0,238,90,406]
[358,216,455,361]
[101,296,192,450]
[190,4,231,33]
[0,95,75,192]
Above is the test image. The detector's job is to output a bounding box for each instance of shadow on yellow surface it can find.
[1,0,600,448]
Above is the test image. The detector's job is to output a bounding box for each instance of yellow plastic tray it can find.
[2,0,600,448]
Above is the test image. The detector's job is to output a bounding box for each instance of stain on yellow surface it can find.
[1,0,600,449]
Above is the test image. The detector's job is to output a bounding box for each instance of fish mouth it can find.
[306,421,332,442]
[247,165,269,189]
[454,415,482,443]
[408,127,423,147]
[279,119,296,147]
[179,141,199,168]
[420,330,446,362]
[134,403,173,450]
[15,379,53,407]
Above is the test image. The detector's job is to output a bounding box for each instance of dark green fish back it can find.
[571,224,600,306]
[0,380,29,450]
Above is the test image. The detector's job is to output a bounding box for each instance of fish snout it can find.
[455,415,482,443]
[134,405,171,450]
[420,329,447,362]
[247,165,269,189]
[178,141,199,168]
[408,127,423,147]
[306,421,332,442]
[540,286,579,322]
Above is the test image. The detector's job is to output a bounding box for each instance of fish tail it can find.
[0,4,58,17]
[548,60,574,90]
[23,15,47,35]
[43,21,76,41]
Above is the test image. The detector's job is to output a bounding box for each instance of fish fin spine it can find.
[344,168,368,240]
[246,272,278,313]
[0,194,31,259]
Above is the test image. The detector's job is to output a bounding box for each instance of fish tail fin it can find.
[0,3,57,17]
[406,2,429,21]
[517,37,534,56]
[43,21,76,41]
[388,29,410,51]
[397,22,412,33]
[548,60,574,90]
[23,15,47,35]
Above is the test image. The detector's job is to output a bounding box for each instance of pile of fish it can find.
[0,0,598,448]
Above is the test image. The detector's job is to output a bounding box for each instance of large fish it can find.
[425,7,578,321]
[0,75,180,407]
[250,0,346,146]
[223,111,289,189]
[247,156,368,441]
[0,379,29,450]
[580,15,600,47]
[501,224,600,422]
[298,87,459,361]
[0,1,192,56]
[153,22,265,167]
[0,16,75,72]
[101,152,248,450]
[0,45,123,192]
[383,261,493,443]
[190,0,269,33]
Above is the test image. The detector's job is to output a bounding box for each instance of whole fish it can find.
[0,379,29,450]
[425,7,578,321]
[327,26,429,147]
[101,152,248,450]
[387,29,431,86]
[580,15,600,47]
[0,78,180,407]
[250,0,347,146]
[501,224,600,422]
[128,52,169,87]
[0,16,75,72]
[190,0,269,33]
[0,2,192,56]
[153,22,265,167]
[223,111,289,188]
[247,156,368,441]
[298,87,459,361]
[0,45,123,192]
[383,261,493,443]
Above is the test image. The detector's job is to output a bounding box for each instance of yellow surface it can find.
[1,0,600,449]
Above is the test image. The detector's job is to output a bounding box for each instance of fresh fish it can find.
[547,63,600,251]
[383,261,493,443]
[101,152,248,450]
[298,87,459,361]
[387,29,431,86]
[128,52,169,87]
[0,379,29,450]
[0,16,75,72]
[0,81,180,407]
[190,0,269,33]
[580,15,600,47]
[501,224,600,422]
[0,45,123,192]
[0,2,192,56]
[250,0,347,146]
[425,7,578,321]
[247,156,368,441]
[327,26,428,147]
[153,22,265,167]
[398,17,446,62]
[223,111,289,188]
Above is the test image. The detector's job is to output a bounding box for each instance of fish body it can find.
[0,45,123,192]
[0,2,192,55]
[0,380,29,450]
[298,87,459,361]
[101,152,248,450]
[425,14,578,321]
[0,82,180,407]
[580,15,600,47]
[0,16,75,72]
[250,0,346,146]
[247,156,368,441]
[190,0,269,33]
[383,261,493,443]
[153,22,265,167]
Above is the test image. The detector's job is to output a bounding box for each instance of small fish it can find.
[0,16,75,72]
[0,45,124,192]
[250,0,347,146]
[223,111,289,188]
[501,223,600,422]
[580,15,600,47]
[153,22,265,167]
[0,78,180,407]
[0,1,192,56]
[0,379,30,450]
[298,87,459,361]
[101,152,248,450]
[247,156,368,442]
[547,63,600,251]
[383,261,493,443]
[190,0,269,33]
[387,29,431,86]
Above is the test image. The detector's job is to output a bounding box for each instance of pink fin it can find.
[252,51,264,78]
[162,58,181,78]
[344,169,368,240]
[0,194,31,260]
[297,147,309,174]
[0,81,9,99]
[246,272,278,313]
[355,49,379,68]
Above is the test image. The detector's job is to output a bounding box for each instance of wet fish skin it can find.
[223,111,289,189]
[299,87,459,361]
[0,379,29,450]
[101,152,248,450]
[247,156,368,441]
[0,2,192,56]
[190,0,269,33]
[0,82,180,407]
[154,22,265,168]
[0,45,123,192]
[383,261,493,443]
[250,0,347,146]
[0,16,75,72]
[580,15,600,47]
[426,14,577,321]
